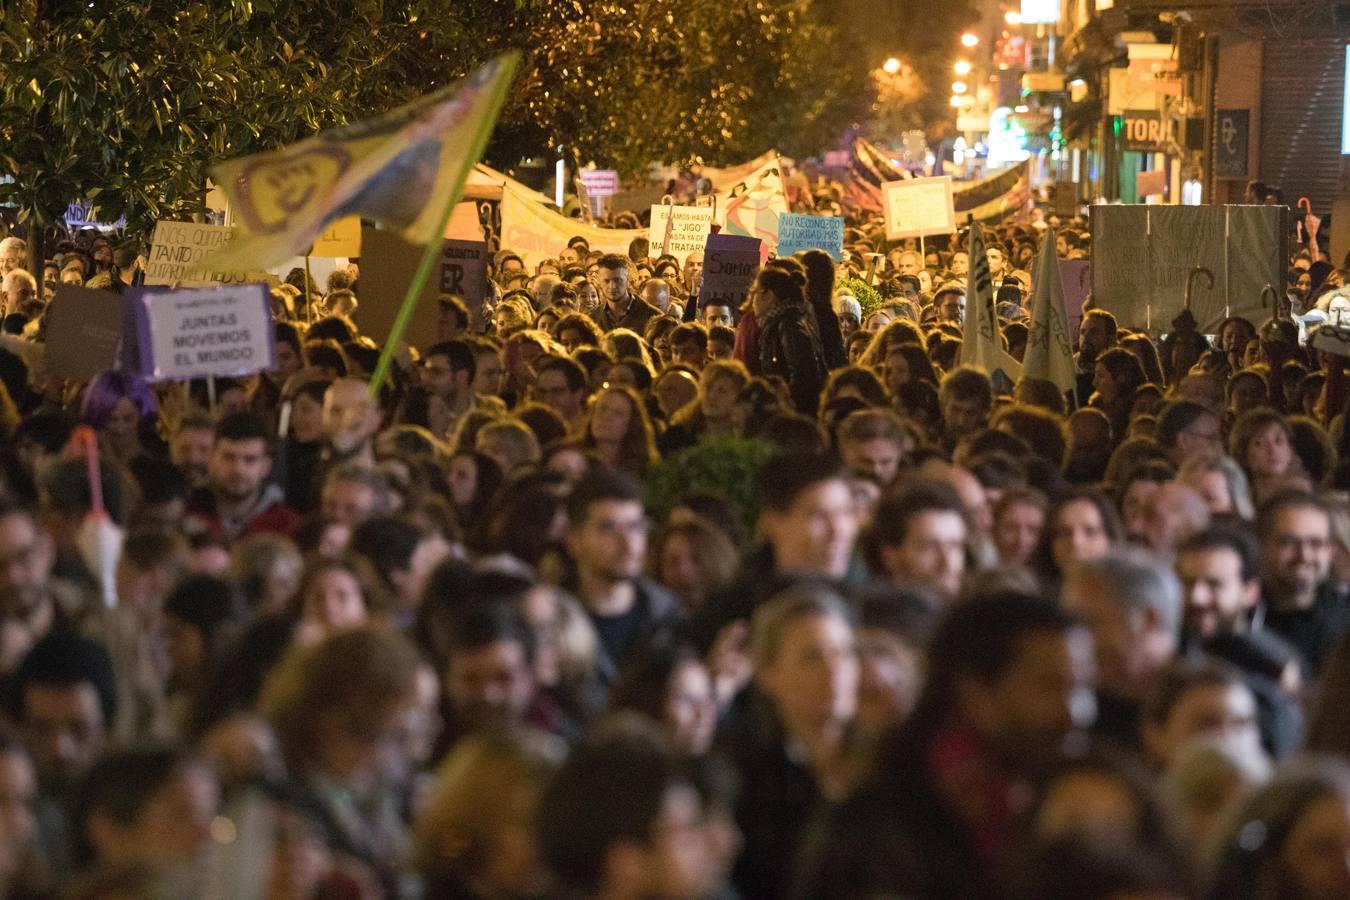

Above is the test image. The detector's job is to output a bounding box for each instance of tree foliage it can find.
[0,0,872,240]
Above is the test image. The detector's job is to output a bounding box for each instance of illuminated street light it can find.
[961,32,979,47]
[952,81,968,94]
[1005,10,1023,24]
[954,60,972,75]
[883,57,901,74]
[950,95,963,107]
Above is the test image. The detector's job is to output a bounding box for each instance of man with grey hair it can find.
[1139,482,1211,559]
[1061,546,1182,751]
[0,236,26,275]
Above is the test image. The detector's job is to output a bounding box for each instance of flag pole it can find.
[369,55,519,399]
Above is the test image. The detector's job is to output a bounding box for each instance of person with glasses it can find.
[563,471,680,688]
[1155,399,1224,468]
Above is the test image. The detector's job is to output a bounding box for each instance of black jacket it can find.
[758,303,828,415]
[791,729,1003,900]
[720,693,825,900]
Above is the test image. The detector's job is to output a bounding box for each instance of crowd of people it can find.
[0,192,1346,900]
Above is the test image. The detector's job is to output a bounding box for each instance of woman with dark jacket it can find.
[801,249,848,370]
[754,265,829,415]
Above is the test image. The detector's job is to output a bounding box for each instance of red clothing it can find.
[185,485,299,544]
[733,308,762,374]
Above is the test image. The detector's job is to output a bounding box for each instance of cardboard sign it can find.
[45,286,127,379]
[439,240,488,303]
[129,284,276,381]
[776,214,845,260]
[698,233,761,310]
[144,222,266,288]
[883,176,956,240]
[649,205,715,259]
[361,228,491,352]
[310,216,361,257]
[579,169,619,197]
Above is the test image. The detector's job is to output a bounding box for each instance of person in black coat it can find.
[753,264,828,416]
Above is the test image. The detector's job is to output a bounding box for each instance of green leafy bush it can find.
[644,436,776,535]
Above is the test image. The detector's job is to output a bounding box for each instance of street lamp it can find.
[954,60,972,75]
[1005,10,1023,24]
[952,81,968,94]
[950,95,963,107]
[883,57,901,74]
[961,32,979,47]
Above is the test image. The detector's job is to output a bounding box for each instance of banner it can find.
[45,286,127,379]
[500,183,643,267]
[882,176,956,240]
[962,223,1022,392]
[701,151,781,191]
[843,137,911,211]
[953,161,1031,224]
[649,205,715,259]
[129,284,276,382]
[698,233,761,310]
[144,222,268,288]
[710,159,788,253]
[207,54,518,270]
[310,216,362,257]
[1022,230,1076,392]
[776,214,845,260]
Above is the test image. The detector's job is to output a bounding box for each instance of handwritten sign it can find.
[698,233,761,310]
[649,205,715,259]
[776,214,844,260]
[882,176,956,241]
[310,216,361,257]
[129,284,276,381]
[144,222,267,288]
[45,286,127,379]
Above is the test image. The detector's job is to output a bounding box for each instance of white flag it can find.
[961,222,1022,392]
[1023,229,1077,393]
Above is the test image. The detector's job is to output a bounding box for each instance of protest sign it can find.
[776,213,844,260]
[649,205,715,259]
[1092,205,1284,333]
[361,228,490,351]
[883,176,956,240]
[144,222,268,288]
[698,234,761,310]
[579,169,620,197]
[439,240,488,303]
[310,217,361,257]
[45,286,127,380]
[129,284,275,381]
[1059,260,1089,343]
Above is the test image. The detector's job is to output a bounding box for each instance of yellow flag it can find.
[207,54,518,270]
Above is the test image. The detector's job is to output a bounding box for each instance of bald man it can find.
[322,378,382,467]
